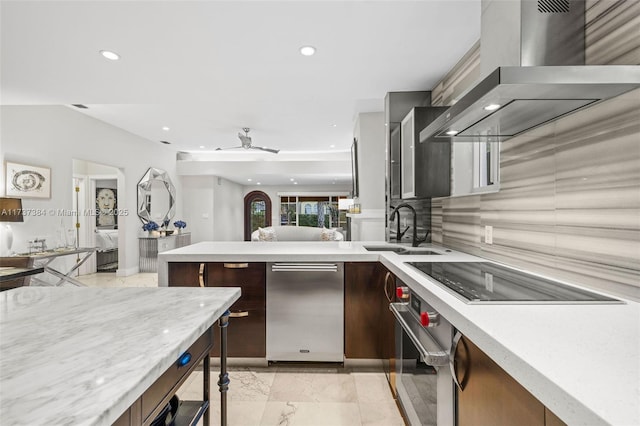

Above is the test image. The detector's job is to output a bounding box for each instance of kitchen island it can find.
[159,241,639,426]
[0,286,240,425]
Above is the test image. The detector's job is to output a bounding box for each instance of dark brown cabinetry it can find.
[168,262,266,358]
[454,334,566,426]
[344,262,395,359]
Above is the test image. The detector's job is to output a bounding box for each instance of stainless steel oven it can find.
[390,284,454,426]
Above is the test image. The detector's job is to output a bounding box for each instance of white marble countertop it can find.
[0,286,240,426]
[158,241,639,425]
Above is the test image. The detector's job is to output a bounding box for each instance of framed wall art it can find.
[5,161,51,199]
[96,187,118,228]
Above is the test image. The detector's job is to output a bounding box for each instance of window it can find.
[279,195,347,229]
[451,139,500,196]
[473,139,499,190]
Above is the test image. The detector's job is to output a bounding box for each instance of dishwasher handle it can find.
[271,263,339,272]
[389,303,449,366]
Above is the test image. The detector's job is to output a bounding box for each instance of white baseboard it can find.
[116,266,140,277]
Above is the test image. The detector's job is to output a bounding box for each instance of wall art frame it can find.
[5,161,51,199]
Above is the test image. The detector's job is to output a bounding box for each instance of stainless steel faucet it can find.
[389,203,429,247]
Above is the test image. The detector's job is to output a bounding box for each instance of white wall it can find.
[212,177,244,241]
[180,175,244,242]
[1,105,180,275]
[181,176,215,243]
[353,112,386,210]
[352,112,386,240]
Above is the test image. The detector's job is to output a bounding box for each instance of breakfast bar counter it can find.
[158,241,639,425]
[0,286,240,425]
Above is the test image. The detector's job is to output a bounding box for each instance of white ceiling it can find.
[1,0,480,185]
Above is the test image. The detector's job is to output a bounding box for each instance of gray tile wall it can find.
[430,0,640,300]
[433,89,640,301]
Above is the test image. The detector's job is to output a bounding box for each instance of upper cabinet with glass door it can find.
[401,107,450,199]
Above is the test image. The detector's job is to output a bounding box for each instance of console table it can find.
[139,233,191,272]
[0,286,240,426]
[12,247,97,287]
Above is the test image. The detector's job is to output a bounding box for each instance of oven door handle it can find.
[389,303,449,367]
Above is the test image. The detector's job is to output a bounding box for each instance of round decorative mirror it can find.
[136,167,176,225]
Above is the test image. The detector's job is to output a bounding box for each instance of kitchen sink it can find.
[397,250,440,255]
[363,245,406,253]
[363,246,440,255]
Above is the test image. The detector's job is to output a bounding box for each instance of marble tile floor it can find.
[177,365,405,426]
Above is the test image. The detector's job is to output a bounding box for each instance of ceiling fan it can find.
[216,128,280,154]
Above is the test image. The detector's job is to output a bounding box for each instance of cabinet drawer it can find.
[141,328,212,422]
[207,262,266,307]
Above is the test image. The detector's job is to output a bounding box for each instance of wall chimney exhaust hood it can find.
[419,65,640,142]
[419,0,640,143]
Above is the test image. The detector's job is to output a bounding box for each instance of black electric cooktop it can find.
[406,262,622,304]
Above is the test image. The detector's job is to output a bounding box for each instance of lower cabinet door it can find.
[168,262,203,287]
[455,335,545,426]
[211,307,266,357]
[207,262,266,357]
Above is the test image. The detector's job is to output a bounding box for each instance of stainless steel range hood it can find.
[419,65,640,142]
[419,0,640,143]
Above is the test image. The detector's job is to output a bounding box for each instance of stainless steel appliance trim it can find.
[390,303,449,366]
[271,263,338,272]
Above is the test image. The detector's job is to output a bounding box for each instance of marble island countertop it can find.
[0,286,240,426]
[158,241,640,425]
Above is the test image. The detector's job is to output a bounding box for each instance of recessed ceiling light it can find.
[483,104,501,111]
[330,145,335,148]
[331,124,337,128]
[299,46,316,56]
[290,178,295,182]
[445,130,459,136]
[162,126,170,131]
[99,50,120,61]
[199,145,205,149]
[247,178,252,182]
[293,182,298,185]
[257,182,261,185]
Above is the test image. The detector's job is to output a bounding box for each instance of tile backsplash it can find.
[387,199,432,245]
[432,88,640,301]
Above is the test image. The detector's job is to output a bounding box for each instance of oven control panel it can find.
[407,289,440,327]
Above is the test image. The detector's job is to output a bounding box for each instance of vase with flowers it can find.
[173,220,187,234]
[142,221,159,237]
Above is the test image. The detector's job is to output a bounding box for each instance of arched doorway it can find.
[244,191,272,241]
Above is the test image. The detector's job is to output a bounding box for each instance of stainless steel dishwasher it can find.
[266,262,344,362]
